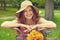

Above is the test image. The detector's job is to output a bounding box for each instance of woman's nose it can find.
[27,11,31,14]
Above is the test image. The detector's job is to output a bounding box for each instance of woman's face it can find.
[24,6,34,20]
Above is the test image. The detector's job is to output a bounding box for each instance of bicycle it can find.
[14,27,56,40]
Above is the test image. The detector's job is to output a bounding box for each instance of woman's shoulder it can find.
[39,17,47,21]
[37,17,48,23]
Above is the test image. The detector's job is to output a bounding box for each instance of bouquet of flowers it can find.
[27,30,44,40]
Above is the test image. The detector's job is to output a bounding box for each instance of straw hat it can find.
[16,0,39,14]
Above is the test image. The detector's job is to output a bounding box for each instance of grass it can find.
[0,8,60,40]
[0,8,17,40]
[0,8,17,17]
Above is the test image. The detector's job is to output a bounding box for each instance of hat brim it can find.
[16,6,39,14]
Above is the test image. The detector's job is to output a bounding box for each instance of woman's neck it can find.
[26,19,32,23]
[26,19,34,25]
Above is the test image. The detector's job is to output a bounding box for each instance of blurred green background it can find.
[0,0,60,40]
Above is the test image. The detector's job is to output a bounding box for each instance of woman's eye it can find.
[29,10,33,12]
[30,9,32,11]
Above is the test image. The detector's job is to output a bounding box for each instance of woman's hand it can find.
[20,24,31,31]
[25,25,32,31]
[24,25,37,31]
[29,25,38,30]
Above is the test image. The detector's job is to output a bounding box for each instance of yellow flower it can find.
[27,30,44,40]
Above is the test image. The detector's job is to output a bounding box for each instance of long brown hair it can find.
[16,6,40,24]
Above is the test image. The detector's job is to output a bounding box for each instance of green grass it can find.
[0,8,17,40]
[0,8,60,40]
[0,8,17,17]
[0,19,17,40]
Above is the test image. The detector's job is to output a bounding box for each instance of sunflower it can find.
[27,30,44,40]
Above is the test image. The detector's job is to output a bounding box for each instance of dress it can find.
[16,27,46,40]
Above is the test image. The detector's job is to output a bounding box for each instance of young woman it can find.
[1,0,56,40]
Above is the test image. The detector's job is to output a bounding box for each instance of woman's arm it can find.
[37,18,56,28]
[1,20,28,28]
[36,21,56,28]
[31,18,56,29]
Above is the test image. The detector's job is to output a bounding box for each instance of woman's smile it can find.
[26,14,32,17]
[25,14,33,19]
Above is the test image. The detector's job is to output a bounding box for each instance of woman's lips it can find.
[26,15,32,17]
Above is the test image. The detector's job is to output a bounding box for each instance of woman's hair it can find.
[16,6,40,24]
